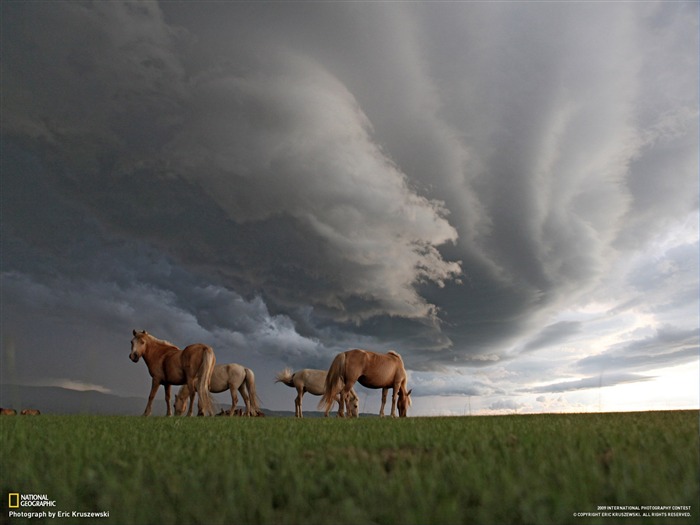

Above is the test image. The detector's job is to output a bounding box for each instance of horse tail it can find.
[319,352,345,413]
[244,368,261,415]
[274,368,295,387]
[197,346,216,416]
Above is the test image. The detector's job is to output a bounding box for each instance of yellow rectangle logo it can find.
[8,493,19,508]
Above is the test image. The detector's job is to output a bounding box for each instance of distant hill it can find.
[0,384,375,418]
[0,384,151,415]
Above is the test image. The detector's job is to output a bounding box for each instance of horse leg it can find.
[295,388,303,418]
[187,380,197,417]
[143,379,160,416]
[390,387,399,418]
[229,386,237,416]
[164,384,173,416]
[337,392,346,418]
[333,393,344,418]
[238,385,250,416]
[231,389,239,417]
[338,382,357,418]
[348,389,359,418]
[379,387,388,418]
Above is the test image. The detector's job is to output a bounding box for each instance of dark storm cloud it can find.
[2,1,460,324]
[527,373,654,395]
[1,1,697,410]
[576,326,700,375]
[519,321,583,354]
[409,371,503,398]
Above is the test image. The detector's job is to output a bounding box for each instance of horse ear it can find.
[133,329,138,336]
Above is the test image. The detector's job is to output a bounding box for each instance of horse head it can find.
[347,391,360,418]
[173,399,184,416]
[130,330,148,362]
[397,388,412,417]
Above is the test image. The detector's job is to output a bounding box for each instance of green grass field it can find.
[2,411,698,525]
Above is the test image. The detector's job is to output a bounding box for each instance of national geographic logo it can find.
[7,492,110,520]
[7,492,57,508]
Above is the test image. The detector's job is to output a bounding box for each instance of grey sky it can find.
[1,1,697,414]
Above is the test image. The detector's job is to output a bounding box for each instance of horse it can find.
[20,409,40,415]
[320,349,412,418]
[129,330,216,417]
[1,408,17,415]
[174,363,261,416]
[276,368,359,418]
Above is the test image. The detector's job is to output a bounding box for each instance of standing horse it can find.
[275,368,359,418]
[320,349,412,418]
[129,330,216,416]
[174,363,261,416]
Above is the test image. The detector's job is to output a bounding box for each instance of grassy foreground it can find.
[1,411,698,525]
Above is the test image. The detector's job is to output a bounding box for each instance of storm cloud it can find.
[1,1,697,414]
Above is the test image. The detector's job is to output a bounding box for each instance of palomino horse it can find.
[129,330,216,416]
[276,368,359,418]
[174,363,261,416]
[320,349,412,418]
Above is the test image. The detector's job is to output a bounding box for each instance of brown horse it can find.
[1,408,17,415]
[275,368,359,418]
[320,349,412,418]
[130,330,216,416]
[174,363,261,416]
[20,409,41,415]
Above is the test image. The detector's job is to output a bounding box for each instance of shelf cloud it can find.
[2,1,697,413]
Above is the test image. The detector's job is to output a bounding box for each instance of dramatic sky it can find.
[2,1,698,416]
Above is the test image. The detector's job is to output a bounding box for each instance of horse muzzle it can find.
[129,353,140,363]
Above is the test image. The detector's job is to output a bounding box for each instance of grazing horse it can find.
[20,409,41,415]
[276,368,359,418]
[174,363,261,416]
[1,408,17,415]
[129,330,216,417]
[320,349,412,418]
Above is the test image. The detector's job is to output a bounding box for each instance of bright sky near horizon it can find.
[1,1,698,416]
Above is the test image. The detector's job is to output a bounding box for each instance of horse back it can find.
[161,344,208,384]
[212,363,245,392]
[346,349,405,388]
[181,344,212,372]
[297,369,327,395]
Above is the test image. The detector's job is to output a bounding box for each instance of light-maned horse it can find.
[174,363,261,416]
[129,330,216,417]
[320,349,412,418]
[20,409,41,415]
[276,368,359,418]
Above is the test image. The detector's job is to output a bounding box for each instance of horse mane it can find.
[136,330,177,349]
[154,336,177,348]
